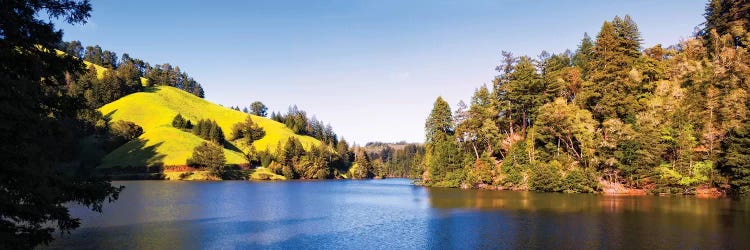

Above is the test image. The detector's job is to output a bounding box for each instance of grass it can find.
[98,86,322,168]
[163,171,213,180]
[248,167,286,180]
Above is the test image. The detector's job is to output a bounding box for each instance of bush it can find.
[530,161,562,192]
[561,167,599,193]
[110,120,143,142]
[187,142,226,177]
[432,170,465,188]
[179,172,194,180]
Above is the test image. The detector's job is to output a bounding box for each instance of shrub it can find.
[110,120,143,141]
[530,161,563,192]
[187,142,226,177]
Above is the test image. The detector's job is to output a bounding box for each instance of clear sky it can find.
[55,0,707,144]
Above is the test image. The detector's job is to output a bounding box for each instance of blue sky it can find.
[55,0,707,144]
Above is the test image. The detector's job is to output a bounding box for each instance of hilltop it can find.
[98,86,322,168]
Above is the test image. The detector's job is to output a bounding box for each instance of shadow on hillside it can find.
[99,139,167,180]
[223,141,244,154]
[102,109,118,120]
[142,87,159,93]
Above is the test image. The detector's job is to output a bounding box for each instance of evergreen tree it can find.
[352,148,374,179]
[208,121,224,144]
[425,97,454,144]
[230,116,266,144]
[719,120,750,196]
[573,33,594,78]
[503,56,549,130]
[172,114,185,128]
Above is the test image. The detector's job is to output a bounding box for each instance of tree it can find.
[534,98,597,167]
[0,1,122,247]
[425,97,454,144]
[188,142,227,177]
[278,137,306,178]
[719,120,750,196]
[503,56,551,130]
[230,116,266,144]
[110,120,143,141]
[573,33,594,78]
[351,148,374,179]
[578,17,643,123]
[702,0,750,54]
[101,50,118,68]
[250,101,268,117]
[172,114,186,128]
[456,85,499,159]
[84,45,103,65]
[61,40,84,58]
[208,121,225,144]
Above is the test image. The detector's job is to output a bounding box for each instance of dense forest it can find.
[422,0,750,196]
[59,40,206,99]
[364,142,425,178]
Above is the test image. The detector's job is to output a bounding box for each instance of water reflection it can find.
[47,179,750,249]
[425,188,750,249]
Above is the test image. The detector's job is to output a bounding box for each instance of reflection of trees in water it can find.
[425,188,750,249]
[426,188,748,215]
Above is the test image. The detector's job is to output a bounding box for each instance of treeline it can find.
[423,0,750,196]
[270,105,339,145]
[59,40,205,99]
[364,143,425,178]
[179,111,359,180]
[230,101,269,117]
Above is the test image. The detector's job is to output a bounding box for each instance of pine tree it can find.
[425,97,454,144]
[172,114,185,128]
[503,56,551,130]
[615,15,643,60]
[719,120,750,196]
[351,148,373,179]
[573,33,594,78]
[580,19,641,122]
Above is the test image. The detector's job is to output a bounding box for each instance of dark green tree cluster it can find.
[266,137,347,179]
[365,143,425,178]
[192,119,225,144]
[424,97,464,187]
[171,114,193,130]
[270,105,339,145]
[67,63,143,108]
[110,120,143,142]
[235,101,269,117]
[350,148,375,179]
[230,116,266,144]
[423,3,750,196]
[59,40,206,98]
[1,1,123,247]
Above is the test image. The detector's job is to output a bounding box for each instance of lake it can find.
[48,179,750,249]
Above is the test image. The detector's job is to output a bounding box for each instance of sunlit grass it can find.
[98,86,322,168]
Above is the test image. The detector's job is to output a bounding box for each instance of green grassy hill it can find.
[98,86,322,168]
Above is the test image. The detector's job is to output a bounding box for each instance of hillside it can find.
[98,86,322,168]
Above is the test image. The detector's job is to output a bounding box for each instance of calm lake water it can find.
[48,179,750,249]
